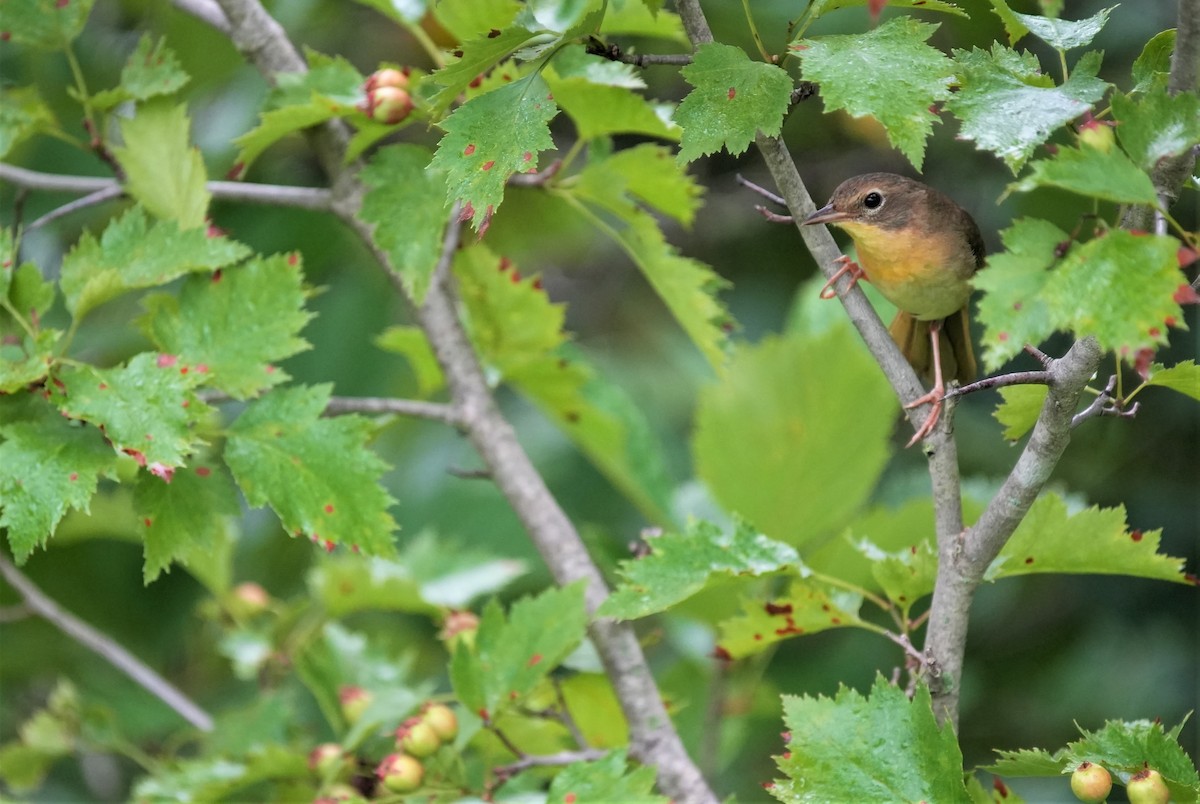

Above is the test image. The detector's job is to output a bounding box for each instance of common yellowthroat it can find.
[803,173,982,445]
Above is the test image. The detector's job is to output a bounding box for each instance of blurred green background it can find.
[1,0,1196,801]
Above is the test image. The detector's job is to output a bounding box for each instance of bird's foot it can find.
[904,383,945,448]
[819,255,866,299]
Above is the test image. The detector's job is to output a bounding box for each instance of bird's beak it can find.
[802,203,848,226]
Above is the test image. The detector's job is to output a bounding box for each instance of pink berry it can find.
[376,752,423,793]
[1069,762,1112,803]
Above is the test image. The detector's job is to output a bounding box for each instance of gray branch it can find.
[0,555,215,733]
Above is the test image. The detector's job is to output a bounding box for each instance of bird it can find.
[802,173,983,446]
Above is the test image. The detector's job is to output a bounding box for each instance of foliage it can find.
[0,0,1196,801]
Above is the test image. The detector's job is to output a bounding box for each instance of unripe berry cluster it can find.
[358,68,414,125]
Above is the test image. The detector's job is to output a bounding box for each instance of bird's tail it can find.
[889,307,976,386]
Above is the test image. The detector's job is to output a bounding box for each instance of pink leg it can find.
[905,321,946,447]
[819,255,866,300]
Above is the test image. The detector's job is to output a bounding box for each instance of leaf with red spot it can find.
[449,583,586,717]
[0,410,117,563]
[224,384,397,557]
[49,352,210,470]
[60,205,250,321]
[90,35,190,111]
[546,749,665,804]
[716,577,866,659]
[986,494,1188,583]
[427,25,539,111]
[674,42,792,163]
[135,461,239,584]
[429,73,559,230]
[140,253,314,399]
[0,0,94,50]
[598,519,800,620]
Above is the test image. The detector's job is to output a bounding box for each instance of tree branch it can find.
[193,1,717,800]
[322,396,463,427]
[0,555,215,733]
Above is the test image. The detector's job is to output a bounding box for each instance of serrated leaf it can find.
[454,246,674,521]
[374,325,444,396]
[0,414,117,563]
[432,0,522,43]
[1131,30,1175,95]
[949,46,1109,172]
[1112,89,1200,172]
[974,224,1184,368]
[0,86,59,158]
[693,329,894,546]
[429,74,558,230]
[546,749,666,803]
[113,101,210,229]
[804,497,942,592]
[599,520,800,620]
[1142,360,1200,401]
[50,352,208,471]
[8,261,54,317]
[992,383,1048,440]
[716,578,864,658]
[59,206,250,319]
[547,51,678,142]
[140,253,314,398]
[0,0,93,49]
[984,747,1066,777]
[599,1,686,40]
[986,494,1188,583]
[674,42,792,163]
[359,144,448,304]
[1006,3,1115,51]
[600,143,703,226]
[450,583,587,718]
[309,531,527,616]
[1,259,59,390]
[1009,144,1158,205]
[134,462,239,584]
[986,0,1029,44]
[567,172,731,370]
[1069,719,1199,797]
[774,678,967,803]
[225,384,397,555]
[796,17,954,169]
[92,35,190,110]
[864,538,938,617]
[428,25,541,111]
[231,103,340,176]
[0,328,58,393]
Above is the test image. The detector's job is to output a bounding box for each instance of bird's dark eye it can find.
[863,192,883,210]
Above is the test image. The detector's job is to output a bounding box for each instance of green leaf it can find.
[113,101,210,229]
[599,143,703,227]
[1131,29,1175,95]
[0,0,94,49]
[1142,360,1200,401]
[231,104,341,176]
[1009,144,1158,205]
[716,578,865,658]
[359,144,448,304]
[987,494,1188,583]
[674,42,793,163]
[568,169,731,370]
[0,86,59,159]
[986,0,1029,45]
[428,24,541,111]
[974,224,1184,368]
[0,741,58,792]
[810,0,968,19]
[1112,89,1200,172]
[450,583,588,718]
[547,47,678,142]
[0,328,58,393]
[140,253,314,399]
[796,18,954,169]
[993,383,1048,440]
[375,325,445,396]
[432,0,521,43]
[1069,719,1199,797]
[1007,3,1115,50]
[599,1,687,40]
[429,74,558,230]
[693,329,894,546]
[60,206,250,319]
[224,384,398,555]
[454,245,674,521]
[8,261,54,317]
[50,352,209,469]
[92,35,190,110]
[864,539,939,618]
[546,750,667,803]
[984,747,1065,777]
[0,413,117,563]
[134,461,239,584]
[350,0,426,25]
[309,531,528,616]
[774,678,967,803]
[599,519,800,620]
[949,46,1109,172]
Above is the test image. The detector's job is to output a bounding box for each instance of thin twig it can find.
[1071,375,1139,428]
[496,747,607,776]
[0,555,215,732]
[27,186,124,230]
[944,370,1052,400]
[322,396,464,427]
